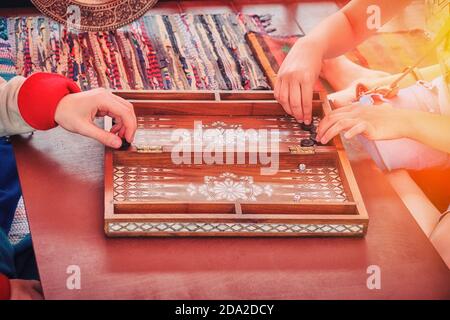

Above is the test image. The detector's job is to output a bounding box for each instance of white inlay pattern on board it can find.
[113,166,348,203]
[108,222,365,235]
[187,172,273,201]
[133,116,323,147]
[204,121,243,130]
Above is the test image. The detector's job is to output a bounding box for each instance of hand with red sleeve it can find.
[53,87,137,148]
[14,73,136,148]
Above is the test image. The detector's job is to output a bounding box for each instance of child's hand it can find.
[317,103,410,144]
[274,38,324,125]
[10,279,44,300]
[54,88,137,148]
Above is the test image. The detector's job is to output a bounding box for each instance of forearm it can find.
[302,0,412,59]
[305,11,359,59]
[403,111,450,153]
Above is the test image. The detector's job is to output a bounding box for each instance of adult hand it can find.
[9,279,44,300]
[274,38,324,124]
[54,88,137,148]
[317,103,409,144]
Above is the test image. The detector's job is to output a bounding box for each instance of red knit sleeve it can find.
[0,274,11,300]
[17,72,81,130]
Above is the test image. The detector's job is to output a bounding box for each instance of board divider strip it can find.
[113,201,358,216]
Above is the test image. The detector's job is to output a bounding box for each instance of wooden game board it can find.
[104,90,368,237]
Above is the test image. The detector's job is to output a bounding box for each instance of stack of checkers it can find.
[300,118,321,147]
[1,14,273,91]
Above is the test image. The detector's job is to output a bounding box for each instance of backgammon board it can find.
[104,91,368,237]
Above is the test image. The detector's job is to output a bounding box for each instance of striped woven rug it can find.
[0,18,15,81]
[1,13,272,91]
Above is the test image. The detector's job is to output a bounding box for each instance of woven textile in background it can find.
[1,13,272,91]
[245,31,301,89]
[0,18,15,81]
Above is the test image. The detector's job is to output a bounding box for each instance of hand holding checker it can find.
[54,88,137,149]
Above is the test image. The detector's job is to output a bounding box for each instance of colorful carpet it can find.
[0,18,15,81]
[0,13,272,91]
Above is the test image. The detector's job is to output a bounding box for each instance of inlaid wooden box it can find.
[104,91,368,237]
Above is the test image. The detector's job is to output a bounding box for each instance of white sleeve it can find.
[0,76,35,137]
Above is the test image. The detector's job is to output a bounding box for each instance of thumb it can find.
[78,122,123,148]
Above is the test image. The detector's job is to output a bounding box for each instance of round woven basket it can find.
[31,0,159,31]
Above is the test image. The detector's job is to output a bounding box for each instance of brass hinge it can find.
[289,145,315,155]
[135,145,163,153]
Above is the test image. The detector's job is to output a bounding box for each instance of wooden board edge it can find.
[104,217,368,238]
[105,213,366,223]
[104,148,115,222]
[336,148,369,220]
[322,93,369,222]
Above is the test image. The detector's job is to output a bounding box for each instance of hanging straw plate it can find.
[31,0,159,31]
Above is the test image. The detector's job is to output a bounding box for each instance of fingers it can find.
[110,123,122,134]
[110,92,134,110]
[289,81,303,121]
[327,88,356,108]
[317,112,351,141]
[317,105,360,140]
[320,118,359,144]
[109,93,137,139]
[301,83,313,124]
[110,117,124,136]
[119,125,126,139]
[97,95,137,143]
[274,76,281,100]
[317,103,376,143]
[54,88,137,148]
[111,123,126,138]
[344,122,367,139]
[276,79,293,116]
[78,121,123,148]
[274,78,287,113]
[275,73,317,123]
